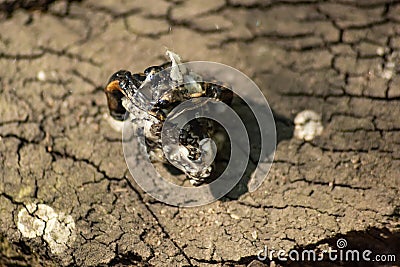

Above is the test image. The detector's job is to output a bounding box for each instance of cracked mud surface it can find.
[0,0,399,266]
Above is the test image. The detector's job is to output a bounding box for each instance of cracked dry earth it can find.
[0,0,400,266]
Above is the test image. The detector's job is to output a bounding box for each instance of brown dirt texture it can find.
[0,0,399,266]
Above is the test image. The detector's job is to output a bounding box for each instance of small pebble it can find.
[252,230,258,240]
[37,70,46,81]
[230,213,240,220]
[376,47,385,56]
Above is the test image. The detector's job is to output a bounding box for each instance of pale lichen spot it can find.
[294,110,323,141]
[17,203,75,255]
[378,51,398,80]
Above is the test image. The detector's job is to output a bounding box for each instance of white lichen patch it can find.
[17,203,75,254]
[377,51,398,80]
[294,110,323,141]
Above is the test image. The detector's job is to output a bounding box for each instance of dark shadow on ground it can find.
[215,95,294,200]
[0,0,82,18]
[156,95,293,201]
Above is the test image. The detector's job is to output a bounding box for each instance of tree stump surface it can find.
[0,0,399,266]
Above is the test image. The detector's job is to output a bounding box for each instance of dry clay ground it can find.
[0,0,400,266]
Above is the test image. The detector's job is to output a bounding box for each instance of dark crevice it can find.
[123,178,193,266]
[0,0,84,18]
